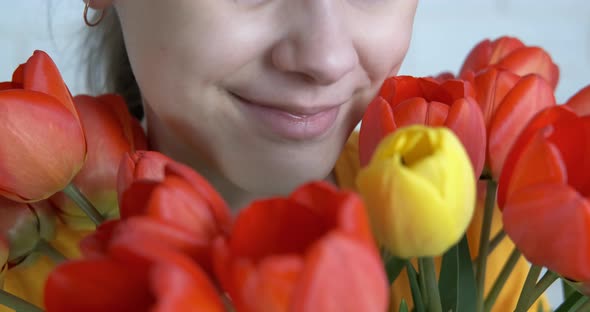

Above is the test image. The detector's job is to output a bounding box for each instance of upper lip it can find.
[230,92,348,116]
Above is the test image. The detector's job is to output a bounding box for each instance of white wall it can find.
[1,1,588,308]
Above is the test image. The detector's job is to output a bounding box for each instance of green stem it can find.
[418,258,429,305]
[514,265,543,312]
[36,239,67,263]
[483,248,521,311]
[473,229,506,265]
[63,183,104,226]
[0,289,43,312]
[422,257,442,312]
[475,179,498,312]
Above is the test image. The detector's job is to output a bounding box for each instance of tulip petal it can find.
[44,259,153,312]
[445,97,487,176]
[120,180,159,219]
[151,254,225,312]
[230,198,330,261]
[21,51,78,118]
[79,219,120,258]
[497,47,560,90]
[391,97,429,126]
[565,84,590,116]
[146,175,218,240]
[489,74,556,179]
[503,184,590,281]
[379,76,423,104]
[472,68,520,128]
[0,90,85,201]
[501,130,567,207]
[117,151,171,205]
[290,181,374,244]
[459,37,525,78]
[109,217,211,272]
[165,162,232,233]
[546,116,590,197]
[359,96,397,167]
[497,106,578,208]
[292,233,388,312]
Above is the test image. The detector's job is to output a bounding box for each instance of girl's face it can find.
[113,0,418,196]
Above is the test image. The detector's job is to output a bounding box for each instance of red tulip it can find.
[0,197,56,265]
[45,236,225,312]
[50,94,147,229]
[0,50,86,202]
[472,69,556,179]
[498,111,590,282]
[118,152,231,237]
[459,36,559,89]
[359,76,486,176]
[117,151,180,205]
[565,84,590,116]
[213,181,387,312]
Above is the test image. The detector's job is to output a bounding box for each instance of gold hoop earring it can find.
[83,1,105,27]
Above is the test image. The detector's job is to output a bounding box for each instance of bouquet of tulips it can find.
[0,36,589,312]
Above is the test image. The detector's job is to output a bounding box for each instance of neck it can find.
[144,107,339,213]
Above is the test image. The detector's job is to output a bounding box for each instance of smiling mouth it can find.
[229,92,343,141]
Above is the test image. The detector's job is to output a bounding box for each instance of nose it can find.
[271,1,359,85]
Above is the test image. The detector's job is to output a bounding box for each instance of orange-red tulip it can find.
[118,152,232,237]
[359,76,486,176]
[459,36,559,89]
[117,151,182,205]
[50,94,147,229]
[45,236,225,312]
[565,84,590,116]
[498,111,590,282]
[0,197,55,265]
[213,181,387,312]
[471,69,556,179]
[0,51,86,202]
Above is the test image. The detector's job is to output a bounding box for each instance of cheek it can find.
[354,5,417,83]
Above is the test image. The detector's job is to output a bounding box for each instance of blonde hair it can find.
[85,8,143,119]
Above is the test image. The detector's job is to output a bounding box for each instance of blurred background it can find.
[0,1,588,308]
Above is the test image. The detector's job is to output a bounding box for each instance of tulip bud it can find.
[356,125,476,258]
[0,51,86,202]
[0,197,56,266]
[50,94,147,230]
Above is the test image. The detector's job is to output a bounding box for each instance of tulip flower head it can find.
[45,237,225,312]
[213,181,388,312]
[499,110,590,282]
[359,76,486,177]
[0,51,86,202]
[459,36,559,89]
[50,94,147,229]
[471,69,556,179]
[357,125,476,258]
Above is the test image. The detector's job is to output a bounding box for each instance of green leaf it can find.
[553,291,588,312]
[399,299,409,312]
[385,253,408,284]
[407,263,426,312]
[562,279,577,299]
[438,235,477,312]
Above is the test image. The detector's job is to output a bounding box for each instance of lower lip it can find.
[232,94,340,141]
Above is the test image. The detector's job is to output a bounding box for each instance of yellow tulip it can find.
[356,125,476,258]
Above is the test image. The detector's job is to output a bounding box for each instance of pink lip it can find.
[231,93,342,141]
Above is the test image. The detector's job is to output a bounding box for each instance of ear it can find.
[84,0,114,10]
